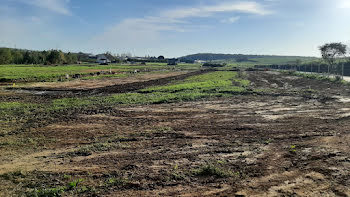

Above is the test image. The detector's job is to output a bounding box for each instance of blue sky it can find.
[0,0,349,57]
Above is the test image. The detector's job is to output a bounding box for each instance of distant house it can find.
[167,58,179,65]
[195,60,207,64]
[96,54,111,64]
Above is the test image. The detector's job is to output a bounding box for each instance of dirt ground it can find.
[1,71,350,196]
[25,71,188,90]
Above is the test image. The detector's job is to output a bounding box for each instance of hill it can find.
[179,53,318,65]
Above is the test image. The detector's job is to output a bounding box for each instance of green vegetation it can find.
[180,53,317,67]
[289,145,297,154]
[140,71,247,93]
[0,64,158,82]
[194,163,233,178]
[0,102,40,121]
[0,71,255,128]
[105,177,129,187]
[0,48,78,65]
[51,71,252,110]
[31,186,66,197]
[0,63,200,82]
[286,71,347,84]
[29,178,88,197]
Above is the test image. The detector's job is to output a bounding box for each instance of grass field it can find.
[0,71,252,123]
[1,68,350,196]
[0,63,200,82]
[51,71,252,110]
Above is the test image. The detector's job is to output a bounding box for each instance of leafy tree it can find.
[22,51,32,64]
[319,43,347,76]
[65,52,78,64]
[47,50,60,64]
[11,50,23,64]
[59,51,66,63]
[0,48,13,64]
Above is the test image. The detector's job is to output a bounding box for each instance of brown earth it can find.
[1,71,350,196]
[25,71,188,90]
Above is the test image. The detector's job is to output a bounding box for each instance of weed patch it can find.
[194,163,232,178]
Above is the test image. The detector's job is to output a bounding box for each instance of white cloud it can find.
[221,16,241,23]
[94,1,271,50]
[162,1,270,19]
[23,0,71,15]
[338,0,350,8]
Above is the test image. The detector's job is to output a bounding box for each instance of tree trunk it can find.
[328,65,330,77]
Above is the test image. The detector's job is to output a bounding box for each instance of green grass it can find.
[28,178,88,197]
[50,71,252,110]
[0,102,41,120]
[1,71,253,124]
[285,71,347,84]
[0,63,180,82]
[140,71,248,93]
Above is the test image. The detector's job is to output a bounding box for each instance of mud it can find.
[1,71,350,196]
[3,69,212,98]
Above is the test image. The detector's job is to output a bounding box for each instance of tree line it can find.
[255,42,350,78]
[0,48,78,65]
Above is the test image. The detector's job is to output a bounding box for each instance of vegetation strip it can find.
[6,69,215,95]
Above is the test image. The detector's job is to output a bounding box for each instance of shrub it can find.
[194,164,232,178]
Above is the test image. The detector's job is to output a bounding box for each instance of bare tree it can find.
[319,43,347,78]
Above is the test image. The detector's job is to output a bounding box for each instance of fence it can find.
[255,62,350,76]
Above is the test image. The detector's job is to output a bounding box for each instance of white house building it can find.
[96,54,111,64]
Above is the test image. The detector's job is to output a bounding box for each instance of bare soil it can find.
[26,71,188,90]
[1,71,350,196]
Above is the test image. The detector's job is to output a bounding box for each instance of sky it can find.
[0,0,349,57]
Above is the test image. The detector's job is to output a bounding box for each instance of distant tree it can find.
[47,50,60,64]
[0,48,13,64]
[104,51,115,62]
[158,56,165,60]
[234,56,248,62]
[295,59,302,71]
[11,50,23,64]
[31,51,41,64]
[40,51,48,64]
[65,52,78,64]
[319,43,347,76]
[22,51,32,64]
[58,51,66,63]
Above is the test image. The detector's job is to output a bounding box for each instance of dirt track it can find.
[1,71,350,196]
[6,69,213,96]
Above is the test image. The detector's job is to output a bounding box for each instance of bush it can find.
[194,164,232,178]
